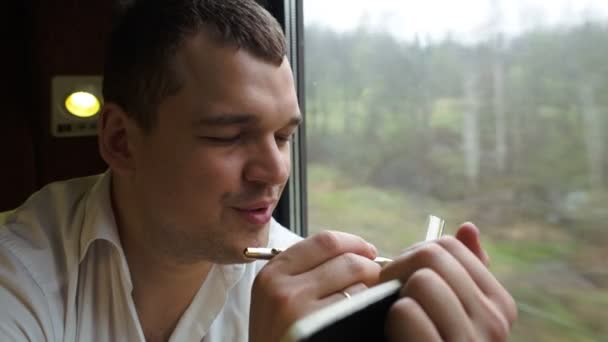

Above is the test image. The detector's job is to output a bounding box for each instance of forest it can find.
[304,19,608,341]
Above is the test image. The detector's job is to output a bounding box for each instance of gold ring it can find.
[341,291,351,300]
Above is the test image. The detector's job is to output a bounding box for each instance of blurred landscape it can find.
[304,12,608,341]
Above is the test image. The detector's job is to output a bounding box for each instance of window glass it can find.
[304,1,608,340]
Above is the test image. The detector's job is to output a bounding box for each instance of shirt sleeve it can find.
[0,242,54,341]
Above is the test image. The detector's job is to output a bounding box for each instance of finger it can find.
[380,237,516,339]
[301,252,380,298]
[316,282,368,308]
[455,222,490,266]
[436,237,518,326]
[385,297,442,342]
[402,268,475,340]
[344,282,368,296]
[381,237,494,300]
[272,231,377,274]
[379,239,487,321]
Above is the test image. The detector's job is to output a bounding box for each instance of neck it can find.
[126,239,213,341]
[110,175,213,341]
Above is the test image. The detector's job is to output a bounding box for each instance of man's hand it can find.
[249,231,381,342]
[382,223,518,341]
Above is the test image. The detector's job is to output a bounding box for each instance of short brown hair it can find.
[102,0,287,131]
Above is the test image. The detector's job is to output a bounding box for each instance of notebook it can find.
[280,280,403,342]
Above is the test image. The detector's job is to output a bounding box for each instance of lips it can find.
[233,201,275,225]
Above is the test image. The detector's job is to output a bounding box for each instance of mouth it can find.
[232,201,274,225]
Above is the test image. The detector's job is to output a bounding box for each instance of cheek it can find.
[186,150,245,191]
[283,148,292,170]
[142,152,243,218]
[282,147,292,179]
[136,142,200,198]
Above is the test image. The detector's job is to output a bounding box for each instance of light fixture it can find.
[51,76,103,137]
[64,91,101,118]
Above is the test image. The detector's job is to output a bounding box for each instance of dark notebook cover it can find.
[281,280,402,342]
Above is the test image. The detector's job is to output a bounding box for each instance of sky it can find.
[304,0,608,43]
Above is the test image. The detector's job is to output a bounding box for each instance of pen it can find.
[243,247,394,267]
[244,215,445,267]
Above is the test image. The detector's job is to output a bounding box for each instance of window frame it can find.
[266,0,308,237]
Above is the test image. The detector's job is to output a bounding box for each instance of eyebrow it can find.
[193,113,302,127]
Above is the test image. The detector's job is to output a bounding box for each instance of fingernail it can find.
[367,242,378,256]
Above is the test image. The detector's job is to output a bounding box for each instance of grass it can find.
[308,165,432,255]
[306,163,607,341]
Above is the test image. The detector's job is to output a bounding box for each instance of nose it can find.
[244,136,290,186]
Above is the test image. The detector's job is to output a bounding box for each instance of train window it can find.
[302,0,608,340]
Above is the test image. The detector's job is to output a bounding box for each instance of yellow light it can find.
[64,91,101,118]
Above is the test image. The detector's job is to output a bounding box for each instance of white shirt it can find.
[0,172,302,341]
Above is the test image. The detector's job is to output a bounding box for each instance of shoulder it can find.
[0,240,54,340]
[0,175,101,281]
[3,174,101,235]
[0,174,103,340]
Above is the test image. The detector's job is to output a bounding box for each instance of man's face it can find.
[130,33,301,264]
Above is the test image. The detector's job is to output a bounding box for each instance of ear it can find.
[97,102,141,176]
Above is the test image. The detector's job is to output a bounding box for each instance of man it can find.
[0,0,516,341]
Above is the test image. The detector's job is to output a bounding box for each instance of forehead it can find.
[167,31,299,119]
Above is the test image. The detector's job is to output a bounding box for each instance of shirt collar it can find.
[79,170,125,263]
[77,171,249,292]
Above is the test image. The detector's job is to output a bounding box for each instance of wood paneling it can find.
[32,0,112,186]
[0,2,37,211]
[0,0,113,210]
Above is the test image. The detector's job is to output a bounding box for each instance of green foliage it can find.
[305,20,608,341]
[305,20,608,210]
[308,164,608,341]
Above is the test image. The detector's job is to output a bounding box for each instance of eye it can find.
[275,132,295,145]
[200,135,241,144]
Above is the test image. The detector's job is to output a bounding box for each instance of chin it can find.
[233,229,270,260]
[206,219,270,264]
[239,233,269,251]
[239,219,271,242]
